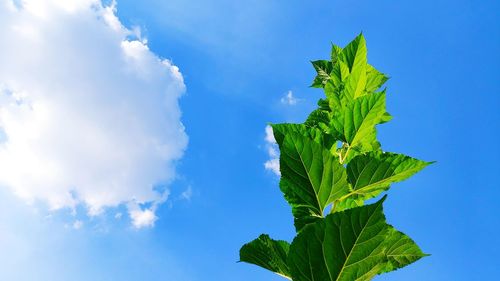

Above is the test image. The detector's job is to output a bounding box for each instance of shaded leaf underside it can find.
[239,234,291,279]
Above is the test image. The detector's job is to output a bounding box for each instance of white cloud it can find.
[263,125,280,176]
[280,90,298,105]
[127,189,168,229]
[0,0,188,228]
[129,207,156,229]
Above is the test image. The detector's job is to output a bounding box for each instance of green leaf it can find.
[380,227,428,274]
[342,92,386,145]
[272,123,323,145]
[239,234,292,279]
[311,60,333,88]
[288,197,387,281]
[324,79,344,110]
[331,44,343,63]
[339,33,367,72]
[329,45,346,87]
[335,152,432,209]
[333,196,365,213]
[278,131,349,231]
[287,197,426,281]
[317,98,331,111]
[330,91,390,162]
[272,123,336,152]
[365,64,388,93]
[348,152,431,192]
[330,60,351,88]
[304,109,330,130]
[343,61,367,101]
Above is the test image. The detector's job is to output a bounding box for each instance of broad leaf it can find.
[272,123,322,147]
[339,33,367,72]
[330,91,391,162]
[278,131,349,231]
[366,64,388,92]
[334,152,432,210]
[239,234,291,279]
[272,123,336,153]
[348,152,431,193]
[339,34,369,101]
[343,61,367,101]
[380,227,428,274]
[287,197,425,281]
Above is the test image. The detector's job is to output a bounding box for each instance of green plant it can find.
[239,34,432,280]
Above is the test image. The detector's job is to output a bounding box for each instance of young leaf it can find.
[239,234,292,279]
[338,33,367,72]
[330,44,342,63]
[324,80,344,110]
[278,130,349,231]
[304,108,330,129]
[330,91,391,162]
[311,60,333,88]
[287,197,426,281]
[365,64,389,93]
[343,61,367,101]
[330,60,351,88]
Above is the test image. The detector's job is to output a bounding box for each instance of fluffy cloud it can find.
[263,125,280,176]
[0,0,188,228]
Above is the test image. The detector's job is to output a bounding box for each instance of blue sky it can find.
[0,0,498,280]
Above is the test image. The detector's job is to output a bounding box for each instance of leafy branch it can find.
[239,33,432,280]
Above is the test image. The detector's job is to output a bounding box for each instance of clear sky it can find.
[0,0,498,280]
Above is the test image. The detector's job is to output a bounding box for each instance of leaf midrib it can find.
[334,203,382,281]
[352,165,425,195]
[292,138,324,216]
[349,100,380,149]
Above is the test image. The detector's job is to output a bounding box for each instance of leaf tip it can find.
[380,194,388,202]
[373,194,388,209]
